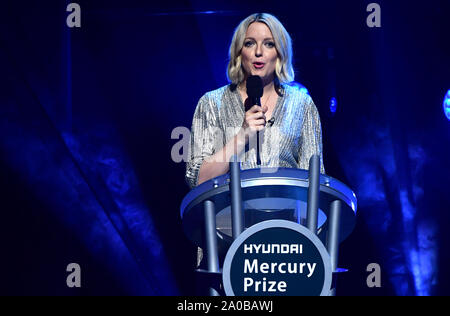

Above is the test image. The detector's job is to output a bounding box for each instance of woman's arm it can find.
[197,128,247,185]
[198,103,267,185]
[298,96,326,174]
[186,92,267,188]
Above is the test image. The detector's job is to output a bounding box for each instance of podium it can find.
[180,156,357,296]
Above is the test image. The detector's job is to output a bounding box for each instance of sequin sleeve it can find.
[185,94,222,189]
[297,96,326,174]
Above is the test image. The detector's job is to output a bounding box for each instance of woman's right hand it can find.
[241,105,268,143]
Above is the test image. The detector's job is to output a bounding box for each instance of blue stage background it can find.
[1,0,449,295]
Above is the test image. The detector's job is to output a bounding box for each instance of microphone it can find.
[246,76,264,166]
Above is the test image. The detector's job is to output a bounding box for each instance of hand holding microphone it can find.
[242,104,268,141]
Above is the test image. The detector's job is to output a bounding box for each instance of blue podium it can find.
[180,156,357,296]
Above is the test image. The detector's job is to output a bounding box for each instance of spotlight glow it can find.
[330,97,337,114]
[444,90,450,120]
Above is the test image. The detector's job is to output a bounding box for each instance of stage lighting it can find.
[444,90,450,120]
[330,97,337,114]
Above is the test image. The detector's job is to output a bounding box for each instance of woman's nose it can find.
[255,44,263,57]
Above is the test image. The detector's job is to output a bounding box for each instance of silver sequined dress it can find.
[185,83,325,189]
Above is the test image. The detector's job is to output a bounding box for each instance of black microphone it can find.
[246,75,264,166]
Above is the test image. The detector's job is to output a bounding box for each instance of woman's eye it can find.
[265,42,275,48]
[244,41,254,47]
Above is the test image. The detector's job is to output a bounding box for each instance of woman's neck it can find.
[262,80,275,96]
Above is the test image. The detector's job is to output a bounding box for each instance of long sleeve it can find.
[185,94,222,189]
[297,96,326,174]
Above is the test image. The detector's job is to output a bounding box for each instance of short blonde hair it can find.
[227,13,295,86]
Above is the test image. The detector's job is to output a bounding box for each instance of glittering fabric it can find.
[185,84,325,189]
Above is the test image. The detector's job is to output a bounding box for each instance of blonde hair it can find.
[227,13,295,86]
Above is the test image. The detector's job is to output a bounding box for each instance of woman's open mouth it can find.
[253,62,265,69]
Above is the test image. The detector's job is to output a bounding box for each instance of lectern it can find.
[180,155,357,296]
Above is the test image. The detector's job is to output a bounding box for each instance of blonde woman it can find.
[186,13,325,189]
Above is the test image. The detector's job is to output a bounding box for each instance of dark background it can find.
[0,0,449,295]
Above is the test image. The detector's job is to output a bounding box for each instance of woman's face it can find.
[241,22,278,84]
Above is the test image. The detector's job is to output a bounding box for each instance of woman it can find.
[186,13,325,189]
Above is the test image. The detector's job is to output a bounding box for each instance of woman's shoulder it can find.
[201,84,233,101]
[281,83,318,117]
[281,83,312,103]
[196,84,236,112]
[194,84,233,115]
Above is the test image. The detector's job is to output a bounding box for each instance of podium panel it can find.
[181,168,357,250]
[222,220,333,296]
